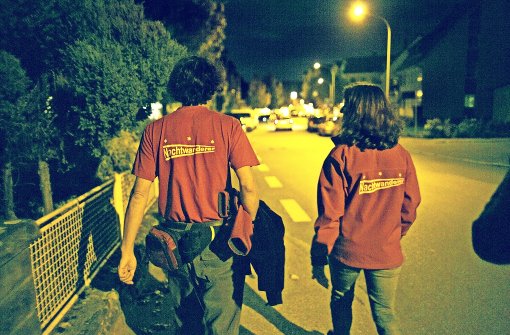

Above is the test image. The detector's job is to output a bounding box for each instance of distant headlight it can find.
[274,120,279,124]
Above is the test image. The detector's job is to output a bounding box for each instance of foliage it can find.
[58,0,188,157]
[248,78,270,108]
[422,118,510,138]
[267,77,286,109]
[0,51,30,160]
[142,0,226,63]
[0,0,96,79]
[96,130,140,181]
[1,0,190,217]
[424,118,454,138]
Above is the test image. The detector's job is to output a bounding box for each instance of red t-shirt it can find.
[315,143,421,269]
[132,106,259,223]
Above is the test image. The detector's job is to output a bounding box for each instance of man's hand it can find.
[118,251,137,285]
[312,265,329,288]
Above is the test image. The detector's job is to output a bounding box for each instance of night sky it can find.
[224,0,461,81]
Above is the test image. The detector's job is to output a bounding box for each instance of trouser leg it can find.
[329,257,361,335]
[364,267,402,335]
[166,270,205,335]
[193,246,242,335]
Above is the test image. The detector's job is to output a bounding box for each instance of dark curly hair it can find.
[168,56,223,106]
[332,83,403,151]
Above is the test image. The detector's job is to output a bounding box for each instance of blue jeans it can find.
[329,257,402,335]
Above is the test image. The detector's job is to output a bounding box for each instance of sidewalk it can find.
[399,137,510,167]
[55,201,376,335]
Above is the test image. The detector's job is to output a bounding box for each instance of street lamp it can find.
[350,2,392,97]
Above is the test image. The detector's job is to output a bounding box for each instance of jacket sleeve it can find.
[401,152,421,236]
[313,154,347,254]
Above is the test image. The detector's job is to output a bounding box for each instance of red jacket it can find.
[313,143,421,269]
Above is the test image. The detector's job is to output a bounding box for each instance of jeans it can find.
[329,257,402,335]
[167,245,244,335]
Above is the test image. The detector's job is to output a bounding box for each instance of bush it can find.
[453,118,481,138]
[96,130,139,181]
[422,118,510,138]
[424,118,454,138]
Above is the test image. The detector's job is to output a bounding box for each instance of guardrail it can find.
[28,173,158,334]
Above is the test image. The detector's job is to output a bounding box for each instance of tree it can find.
[266,76,286,109]
[57,1,188,158]
[141,0,226,63]
[248,78,270,108]
[0,51,30,220]
[141,0,228,110]
[1,0,188,216]
[19,77,64,215]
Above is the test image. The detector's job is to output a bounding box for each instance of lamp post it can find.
[350,2,392,97]
[415,89,423,135]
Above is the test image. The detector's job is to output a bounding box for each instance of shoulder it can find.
[330,144,358,160]
[394,143,412,159]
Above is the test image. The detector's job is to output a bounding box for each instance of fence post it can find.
[113,173,125,238]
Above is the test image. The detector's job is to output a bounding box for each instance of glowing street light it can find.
[349,2,392,97]
[317,77,324,85]
[313,62,321,70]
[290,91,298,100]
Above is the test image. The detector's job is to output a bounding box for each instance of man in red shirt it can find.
[118,56,259,334]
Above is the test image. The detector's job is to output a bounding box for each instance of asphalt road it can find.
[239,119,510,335]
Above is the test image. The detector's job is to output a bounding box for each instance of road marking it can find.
[257,163,270,172]
[279,199,312,222]
[264,176,283,188]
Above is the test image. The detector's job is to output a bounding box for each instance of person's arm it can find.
[234,166,259,220]
[401,153,421,237]
[118,177,153,285]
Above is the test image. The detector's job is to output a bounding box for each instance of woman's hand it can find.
[312,265,329,288]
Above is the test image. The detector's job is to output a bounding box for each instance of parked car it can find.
[258,115,270,123]
[318,117,342,136]
[274,116,293,131]
[307,115,326,132]
[226,112,259,132]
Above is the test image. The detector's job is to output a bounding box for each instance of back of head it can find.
[333,82,402,150]
[168,56,223,106]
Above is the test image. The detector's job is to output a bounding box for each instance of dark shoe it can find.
[327,331,334,335]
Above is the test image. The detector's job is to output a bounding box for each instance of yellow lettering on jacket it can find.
[359,178,404,194]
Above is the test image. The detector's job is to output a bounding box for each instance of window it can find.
[464,94,476,108]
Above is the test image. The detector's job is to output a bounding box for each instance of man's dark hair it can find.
[332,83,403,150]
[168,56,223,106]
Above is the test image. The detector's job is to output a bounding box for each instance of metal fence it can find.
[29,173,158,334]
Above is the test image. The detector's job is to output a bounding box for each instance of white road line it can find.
[257,163,270,172]
[264,176,283,188]
[279,199,312,222]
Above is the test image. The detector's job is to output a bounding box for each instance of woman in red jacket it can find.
[311,83,421,335]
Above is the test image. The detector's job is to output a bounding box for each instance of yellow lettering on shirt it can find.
[163,144,216,160]
[359,178,405,194]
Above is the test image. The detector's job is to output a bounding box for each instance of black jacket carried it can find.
[238,200,285,305]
